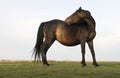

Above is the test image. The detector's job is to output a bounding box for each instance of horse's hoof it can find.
[95,64,99,67]
[82,64,87,67]
[43,63,50,66]
[93,64,99,67]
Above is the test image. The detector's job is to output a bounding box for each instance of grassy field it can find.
[0,61,120,78]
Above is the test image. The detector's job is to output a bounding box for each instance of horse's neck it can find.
[84,17,96,32]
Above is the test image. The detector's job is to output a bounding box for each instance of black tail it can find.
[33,23,44,62]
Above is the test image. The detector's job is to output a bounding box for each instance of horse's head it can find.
[65,7,93,25]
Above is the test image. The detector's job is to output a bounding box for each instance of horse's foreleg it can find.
[87,40,99,67]
[81,40,87,67]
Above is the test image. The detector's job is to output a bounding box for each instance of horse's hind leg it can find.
[41,38,55,66]
[87,40,99,67]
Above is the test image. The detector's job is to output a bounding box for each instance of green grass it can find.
[0,61,120,78]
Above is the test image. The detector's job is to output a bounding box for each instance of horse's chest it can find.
[86,31,96,41]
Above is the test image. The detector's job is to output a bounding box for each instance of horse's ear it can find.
[79,7,82,10]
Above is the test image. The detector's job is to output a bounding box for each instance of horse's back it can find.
[43,19,65,30]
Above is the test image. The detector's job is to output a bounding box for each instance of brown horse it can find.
[33,7,99,67]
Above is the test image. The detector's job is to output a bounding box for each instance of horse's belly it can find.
[56,29,79,46]
[58,41,80,46]
[56,37,80,46]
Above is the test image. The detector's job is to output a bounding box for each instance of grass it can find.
[0,61,120,78]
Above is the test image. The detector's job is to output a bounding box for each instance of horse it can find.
[33,7,99,67]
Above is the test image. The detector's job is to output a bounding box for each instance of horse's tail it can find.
[33,23,44,62]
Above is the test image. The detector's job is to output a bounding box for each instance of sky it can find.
[0,0,120,61]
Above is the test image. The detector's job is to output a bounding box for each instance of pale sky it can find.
[0,0,120,61]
